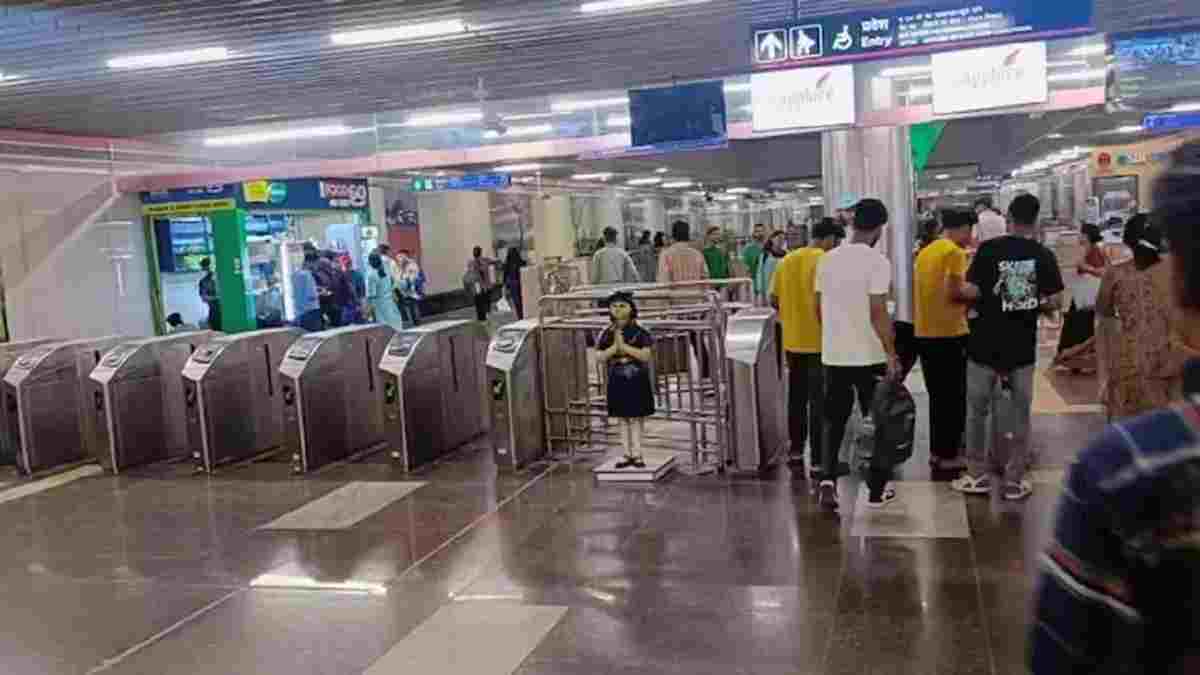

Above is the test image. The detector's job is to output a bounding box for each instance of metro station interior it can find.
[0,1,1198,674]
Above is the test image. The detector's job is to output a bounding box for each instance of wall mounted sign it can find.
[141,184,236,205]
[931,41,1047,115]
[142,199,237,216]
[751,0,1092,69]
[410,173,513,191]
[751,65,856,132]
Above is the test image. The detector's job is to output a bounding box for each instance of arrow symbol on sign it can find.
[759,32,784,60]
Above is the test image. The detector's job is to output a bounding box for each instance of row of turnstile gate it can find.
[0,320,503,479]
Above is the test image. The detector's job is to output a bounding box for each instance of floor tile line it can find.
[84,587,244,674]
[967,519,1000,675]
[817,527,849,674]
[395,462,561,583]
[0,464,103,507]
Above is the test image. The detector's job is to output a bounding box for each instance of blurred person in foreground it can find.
[1030,141,1200,674]
[770,218,842,470]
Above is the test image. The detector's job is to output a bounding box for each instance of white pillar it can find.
[821,126,915,323]
[532,195,576,261]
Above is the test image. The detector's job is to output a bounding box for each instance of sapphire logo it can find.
[953,48,1026,91]
[789,25,823,60]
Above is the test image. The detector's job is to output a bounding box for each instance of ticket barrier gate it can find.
[725,308,787,474]
[279,324,394,473]
[487,319,547,470]
[182,328,303,473]
[0,338,59,465]
[378,320,489,472]
[88,331,217,474]
[3,336,126,475]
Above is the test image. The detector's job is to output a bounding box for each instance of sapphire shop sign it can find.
[751,0,1093,69]
[751,65,856,132]
[931,41,1048,114]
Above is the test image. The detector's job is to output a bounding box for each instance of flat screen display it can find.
[628,81,727,151]
[1111,27,1200,106]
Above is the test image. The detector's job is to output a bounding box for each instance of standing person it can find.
[914,210,975,472]
[952,194,1064,501]
[591,227,640,285]
[310,248,340,328]
[653,232,666,253]
[197,257,221,331]
[974,198,1007,244]
[1095,215,1176,418]
[743,224,767,301]
[366,253,404,332]
[631,231,657,284]
[770,219,842,469]
[756,229,788,296]
[815,198,900,510]
[324,250,358,327]
[395,249,424,327]
[466,246,497,322]
[1056,223,1106,361]
[292,250,324,331]
[702,226,730,280]
[657,220,708,283]
[503,247,527,320]
[1029,141,1200,675]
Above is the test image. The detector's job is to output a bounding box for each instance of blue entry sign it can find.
[1144,112,1200,132]
[752,0,1094,68]
[409,173,512,192]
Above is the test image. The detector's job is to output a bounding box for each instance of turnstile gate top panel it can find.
[380,320,486,373]
[5,336,125,387]
[486,319,541,371]
[279,324,395,378]
[0,338,58,370]
[183,327,302,382]
[90,331,217,385]
[725,308,776,365]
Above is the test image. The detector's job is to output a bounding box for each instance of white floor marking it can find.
[0,464,103,507]
[850,480,971,539]
[361,602,567,675]
[259,481,426,530]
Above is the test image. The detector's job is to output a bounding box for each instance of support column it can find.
[821,126,915,322]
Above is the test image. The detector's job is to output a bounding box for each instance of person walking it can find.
[755,229,787,296]
[366,252,404,332]
[591,227,640,285]
[816,198,900,510]
[631,231,658,284]
[466,246,497,322]
[1030,141,1200,675]
[1055,223,1106,363]
[395,249,424,327]
[952,194,1064,501]
[657,220,708,283]
[1095,215,1178,418]
[974,198,1007,244]
[743,224,766,302]
[770,219,842,471]
[503,247,527,320]
[292,249,324,331]
[913,210,974,472]
[702,226,731,280]
[197,257,221,331]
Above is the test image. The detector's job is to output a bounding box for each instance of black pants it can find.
[206,301,222,332]
[507,282,524,320]
[320,296,342,328]
[894,321,918,381]
[824,364,890,496]
[786,352,824,460]
[916,335,967,460]
[474,292,490,322]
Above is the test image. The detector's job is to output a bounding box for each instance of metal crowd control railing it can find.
[536,279,752,474]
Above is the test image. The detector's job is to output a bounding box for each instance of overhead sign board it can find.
[751,65,856,132]
[932,41,1048,115]
[751,0,1093,69]
[142,199,236,216]
[409,173,512,191]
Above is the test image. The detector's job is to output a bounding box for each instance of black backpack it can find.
[870,378,917,469]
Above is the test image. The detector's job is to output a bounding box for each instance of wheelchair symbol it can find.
[832,24,853,51]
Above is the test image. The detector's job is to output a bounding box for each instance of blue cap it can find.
[837,193,860,210]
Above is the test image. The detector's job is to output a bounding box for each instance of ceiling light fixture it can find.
[795,183,815,189]
[1046,68,1106,83]
[1046,132,1065,139]
[726,187,750,194]
[1113,124,1144,134]
[402,110,483,127]
[551,97,629,112]
[1166,101,1200,113]
[655,167,669,173]
[606,114,632,127]
[331,19,466,46]
[204,124,356,147]
[504,112,556,121]
[661,180,694,188]
[715,193,740,201]
[582,0,708,13]
[1047,59,1089,69]
[904,86,934,98]
[935,173,952,180]
[483,123,554,139]
[878,65,932,78]
[494,163,546,172]
[571,172,613,181]
[107,47,230,70]
[1066,44,1107,57]
[626,177,662,186]
[723,82,752,93]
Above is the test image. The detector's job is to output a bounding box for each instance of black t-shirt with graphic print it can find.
[966,235,1064,371]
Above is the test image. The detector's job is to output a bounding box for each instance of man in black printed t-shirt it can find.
[952,194,1064,502]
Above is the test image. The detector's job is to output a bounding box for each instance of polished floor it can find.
[0,350,1103,675]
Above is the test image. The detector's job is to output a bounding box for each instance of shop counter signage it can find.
[751,0,1093,69]
[141,184,237,205]
[239,178,368,210]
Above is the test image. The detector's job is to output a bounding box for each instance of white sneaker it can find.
[951,474,993,495]
[867,485,898,508]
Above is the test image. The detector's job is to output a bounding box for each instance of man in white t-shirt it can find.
[815,198,899,511]
[974,198,1007,244]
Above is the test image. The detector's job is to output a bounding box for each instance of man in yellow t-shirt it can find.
[770,219,844,472]
[913,210,974,472]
